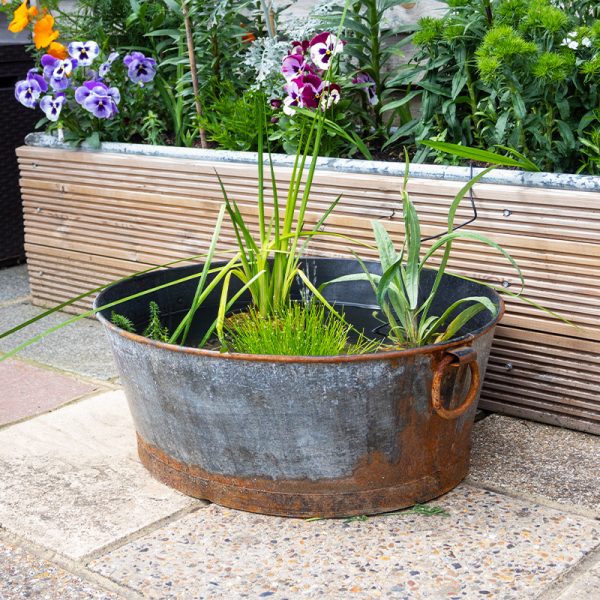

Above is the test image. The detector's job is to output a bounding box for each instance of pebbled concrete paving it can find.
[89,485,600,600]
[1,264,599,599]
[0,302,118,381]
[0,264,30,305]
[0,539,120,600]
[555,553,600,599]
[0,390,195,560]
[469,414,600,515]
[0,358,100,426]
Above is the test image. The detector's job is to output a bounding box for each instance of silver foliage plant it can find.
[242,0,341,98]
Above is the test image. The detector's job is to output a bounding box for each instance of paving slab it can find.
[0,358,100,425]
[0,390,195,560]
[0,538,120,600]
[0,302,117,380]
[555,553,600,599]
[469,415,600,514]
[0,265,30,305]
[90,485,600,600]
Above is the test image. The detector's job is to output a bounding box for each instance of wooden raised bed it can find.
[16,143,600,434]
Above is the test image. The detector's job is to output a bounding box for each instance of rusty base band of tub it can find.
[137,434,470,518]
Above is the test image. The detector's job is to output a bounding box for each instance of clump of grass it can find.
[143,301,170,342]
[110,312,135,333]
[223,302,378,356]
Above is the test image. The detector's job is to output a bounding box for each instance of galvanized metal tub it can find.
[95,258,503,517]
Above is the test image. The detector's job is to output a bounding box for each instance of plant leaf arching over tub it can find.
[16,134,600,435]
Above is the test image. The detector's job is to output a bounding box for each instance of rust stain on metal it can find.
[431,346,481,420]
[137,434,469,518]
[105,300,503,364]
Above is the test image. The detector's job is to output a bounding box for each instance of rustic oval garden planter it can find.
[95,257,503,517]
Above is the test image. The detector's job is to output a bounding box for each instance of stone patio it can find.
[0,264,599,599]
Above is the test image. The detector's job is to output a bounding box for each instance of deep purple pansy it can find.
[75,80,120,118]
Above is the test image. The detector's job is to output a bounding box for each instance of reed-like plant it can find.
[321,159,524,348]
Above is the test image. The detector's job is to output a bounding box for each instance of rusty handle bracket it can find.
[431,346,480,420]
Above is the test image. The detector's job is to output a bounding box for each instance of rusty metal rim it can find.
[98,298,504,364]
[137,434,469,517]
[95,266,505,364]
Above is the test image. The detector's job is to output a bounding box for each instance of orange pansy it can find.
[47,41,68,59]
[8,1,38,33]
[33,13,59,49]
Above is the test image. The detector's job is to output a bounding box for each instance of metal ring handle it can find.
[431,347,480,420]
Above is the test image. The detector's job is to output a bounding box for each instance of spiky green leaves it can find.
[476,26,537,84]
[533,51,576,82]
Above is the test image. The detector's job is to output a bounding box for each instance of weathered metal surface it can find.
[431,347,481,420]
[95,258,502,517]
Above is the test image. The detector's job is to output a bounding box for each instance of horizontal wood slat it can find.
[16,145,600,434]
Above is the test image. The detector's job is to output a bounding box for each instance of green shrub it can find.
[394,0,600,173]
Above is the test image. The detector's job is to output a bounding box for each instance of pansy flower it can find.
[290,40,309,56]
[123,52,157,85]
[98,52,119,79]
[40,94,66,121]
[283,79,303,115]
[309,32,344,71]
[318,81,341,110]
[281,54,313,82]
[297,73,324,110]
[8,0,37,34]
[68,41,100,67]
[75,80,120,118]
[14,70,48,109]
[353,72,378,105]
[33,14,60,50]
[41,54,77,91]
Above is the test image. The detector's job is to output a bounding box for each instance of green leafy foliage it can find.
[223,302,379,356]
[322,161,522,348]
[142,301,170,342]
[110,311,136,333]
[394,0,600,173]
[199,86,268,151]
[319,0,416,149]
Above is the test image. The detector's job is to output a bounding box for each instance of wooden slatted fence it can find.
[16,145,600,434]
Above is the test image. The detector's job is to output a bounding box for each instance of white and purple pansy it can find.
[75,80,120,119]
[123,52,157,85]
[318,81,341,110]
[353,72,378,105]
[68,41,100,67]
[39,94,66,121]
[41,55,78,92]
[283,78,303,115]
[309,32,344,71]
[98,52,119,79]
[281,54,313,82]
[14,70,48,109]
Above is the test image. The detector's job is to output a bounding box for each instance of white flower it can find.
[582,37,592,47]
